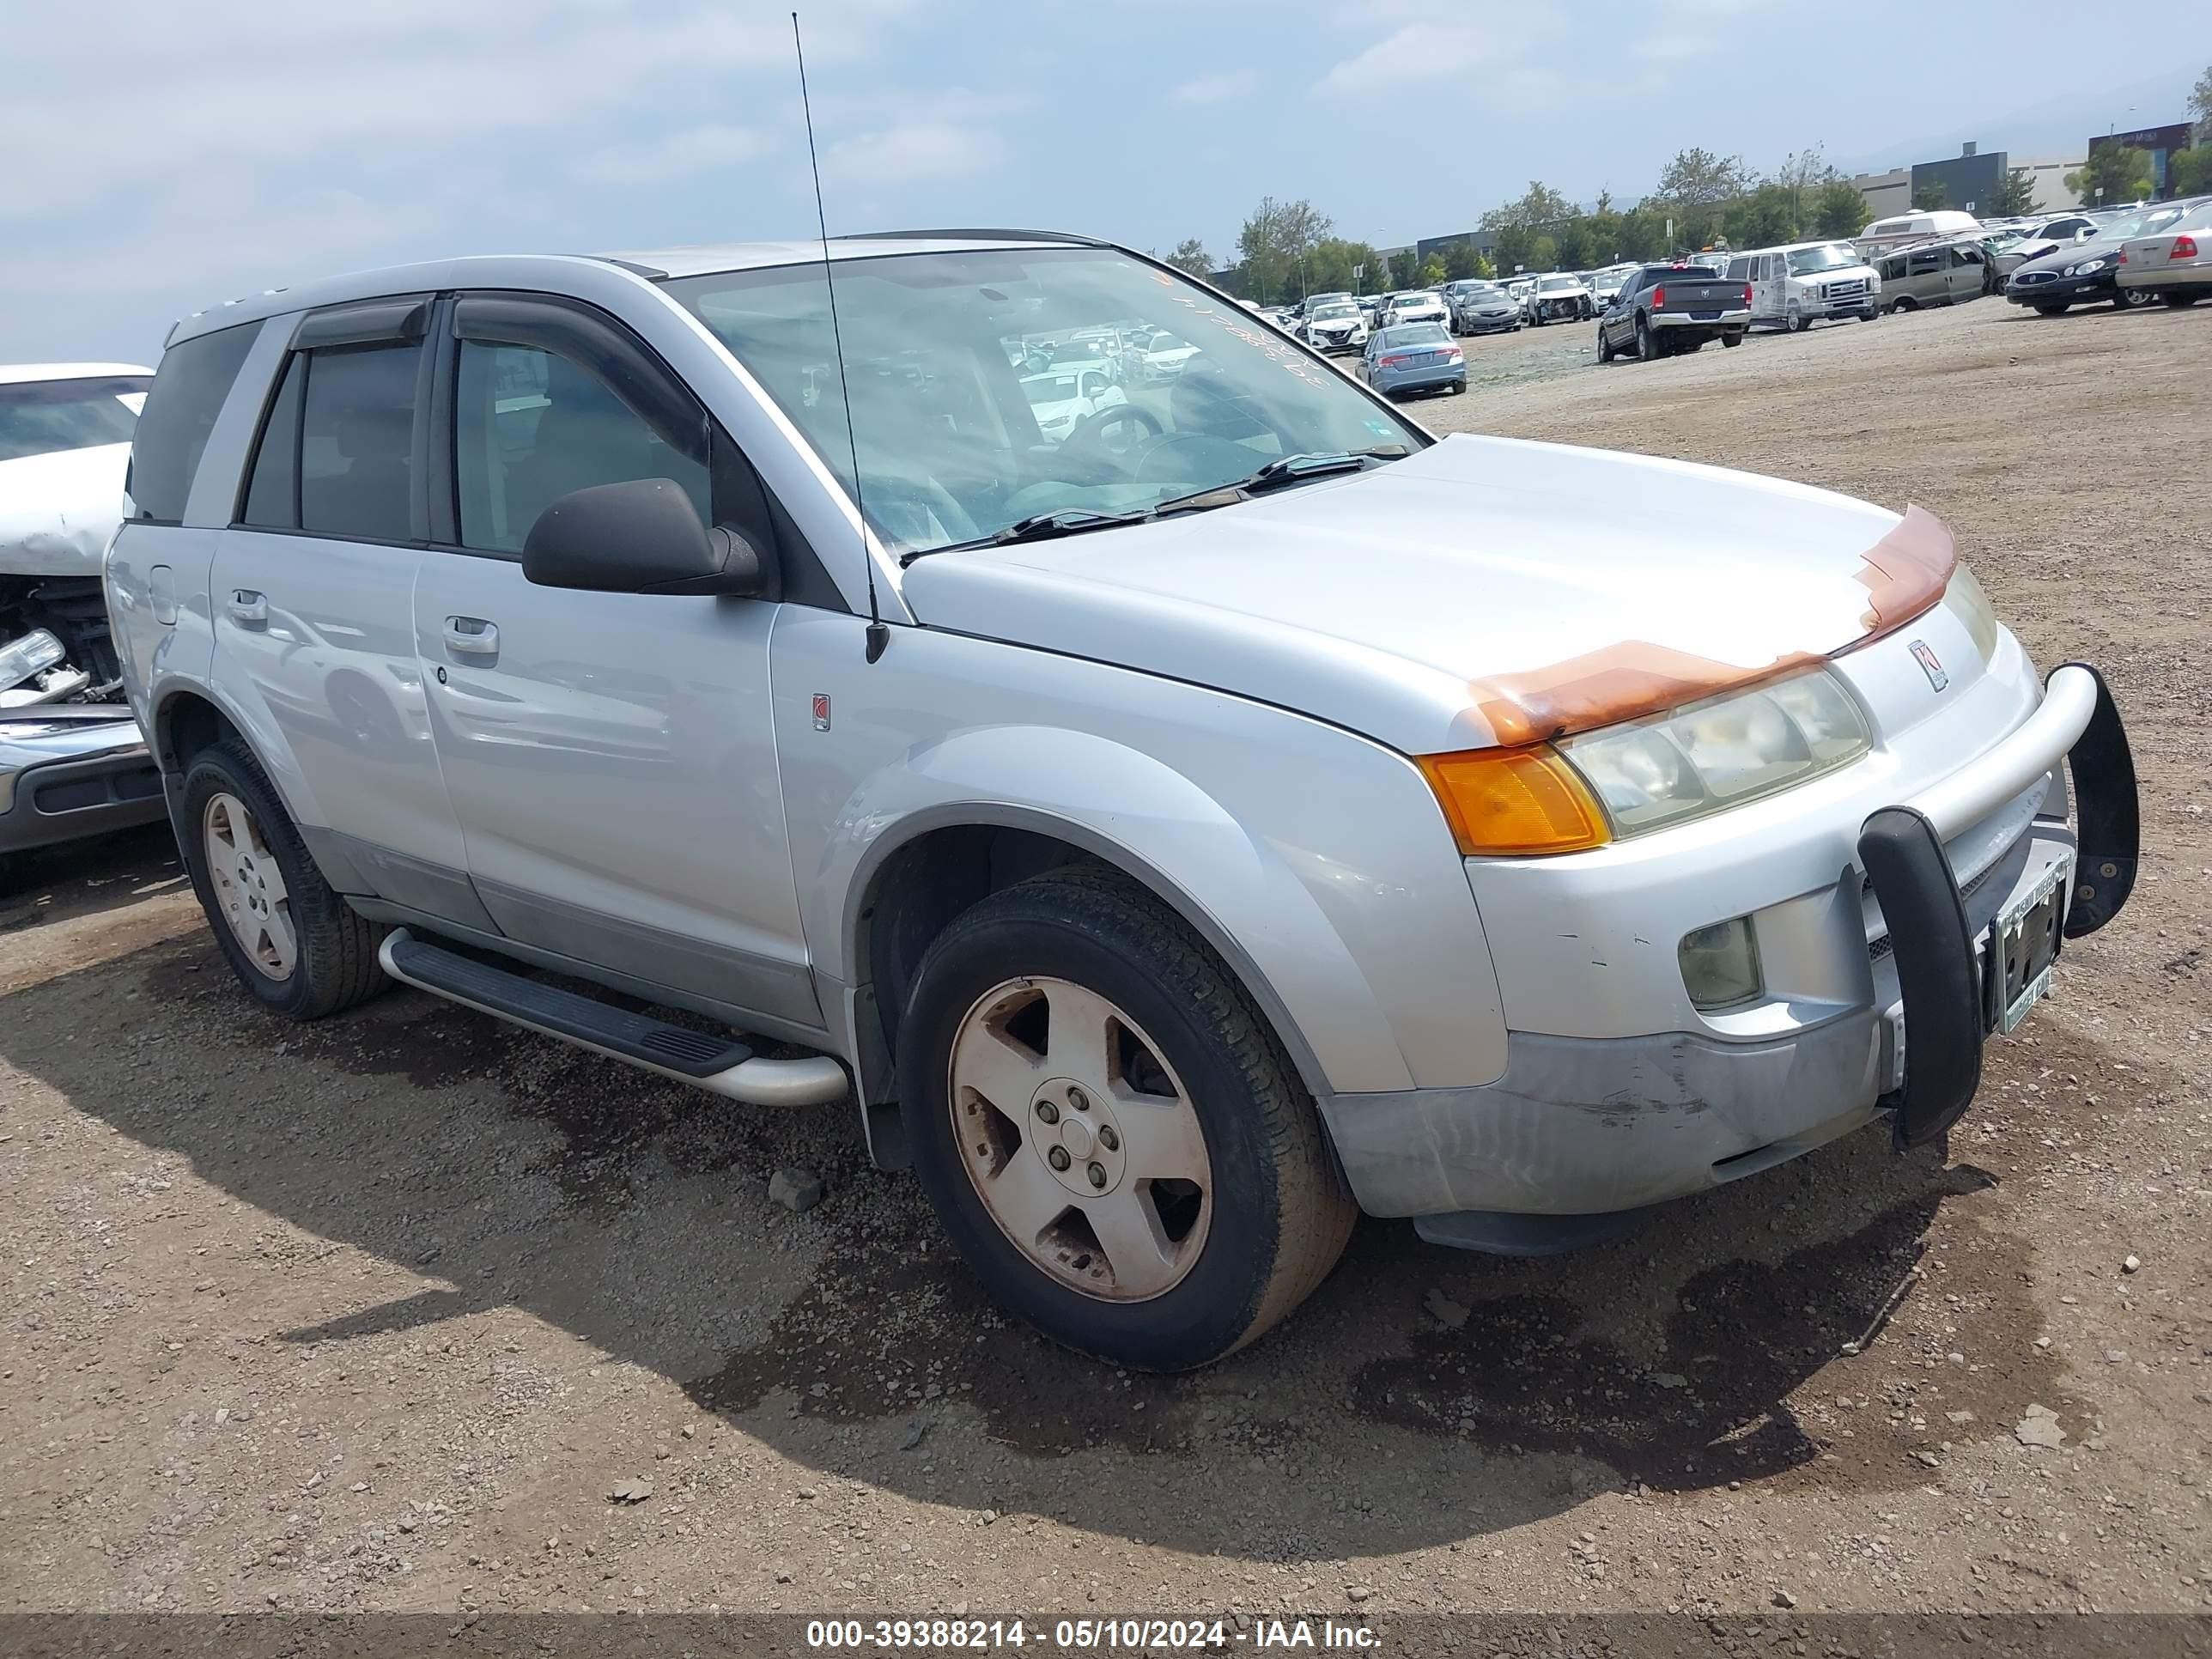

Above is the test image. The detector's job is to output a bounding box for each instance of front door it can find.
[412,293,818,1030]
[209,299,487,927]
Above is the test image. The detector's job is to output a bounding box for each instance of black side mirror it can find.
[522,477,772,599]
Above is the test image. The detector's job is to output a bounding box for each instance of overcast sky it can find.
[4,0,2203,362]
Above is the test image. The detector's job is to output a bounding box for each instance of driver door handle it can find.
[226,589,268,625]
[443,617,500,657]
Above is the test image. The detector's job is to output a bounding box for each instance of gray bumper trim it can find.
[1319,1017,1884,1218]
[0,710,166,854]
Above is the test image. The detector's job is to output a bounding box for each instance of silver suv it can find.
[110,231,2137,1370]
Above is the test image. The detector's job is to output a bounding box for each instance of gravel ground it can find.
[2,297,2209,1626]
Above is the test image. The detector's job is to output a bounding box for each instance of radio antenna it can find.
[793,10,887,664]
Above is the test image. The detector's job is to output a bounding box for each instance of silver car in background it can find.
[109,229,2139,1371]
[1360,320,1466,398]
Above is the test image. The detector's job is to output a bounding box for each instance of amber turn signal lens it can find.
[1418,746,1612,857]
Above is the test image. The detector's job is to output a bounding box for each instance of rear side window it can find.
[298,343,422,543]
[0,375,149,464]
[129,325,256,523]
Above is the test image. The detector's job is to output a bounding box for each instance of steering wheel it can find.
[1056,404,1163,466]
[865,473,981,547]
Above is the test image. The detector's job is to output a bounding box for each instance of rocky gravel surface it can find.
[2,299,2208,1629]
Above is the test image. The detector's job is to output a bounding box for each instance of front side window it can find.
[0,375,149,465]
[453,341,709,554]
[130,325,257,523]
[1908,250,1943,275]
[298,342,421,543]
[665,246,1422,554]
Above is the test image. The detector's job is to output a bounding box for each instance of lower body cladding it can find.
[0,705,165,856]
[1319,663,2136,1253]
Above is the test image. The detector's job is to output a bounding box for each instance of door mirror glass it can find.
[521,477,769,598]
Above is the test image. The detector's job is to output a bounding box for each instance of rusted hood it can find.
[900,432,1954,754]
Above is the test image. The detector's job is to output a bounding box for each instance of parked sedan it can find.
[1360,320,1464,398]
[1449,281,1522,334]
[2115,200,2212,307]
[2007,201,2203,315]
[1529,273,1595,325]
[1298,300,1370,354]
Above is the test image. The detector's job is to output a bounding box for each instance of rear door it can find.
[413,291,817,1030]
[208,298,487,927]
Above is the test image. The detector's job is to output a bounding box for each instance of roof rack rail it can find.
[833,228,1106,247]
[599,256,671,280]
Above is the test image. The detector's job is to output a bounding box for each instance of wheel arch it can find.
[843,804,1341,1170]
[149,681,334,880]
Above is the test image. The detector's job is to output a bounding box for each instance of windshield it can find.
[666,247,1420,554]
[1392,294,1439,308]
[1786,244,1859,275]
[0,375,149,464]
[1310,303,1358,320]
[1539,276,1580,290]
[2105,205,2185,239]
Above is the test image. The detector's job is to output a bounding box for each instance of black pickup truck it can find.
[1596,264,1751,362]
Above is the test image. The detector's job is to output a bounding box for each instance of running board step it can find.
[378,930,848,1107]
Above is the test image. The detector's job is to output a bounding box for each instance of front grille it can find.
[1824,278,1868,301]
[2014,270,2057,287]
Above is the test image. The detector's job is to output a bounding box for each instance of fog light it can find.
[1680,916,1762,1011]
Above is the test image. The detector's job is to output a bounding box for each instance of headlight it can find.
[1556,667,1872,839]
[2063,258,2106,276]
[1941,562,2000,663]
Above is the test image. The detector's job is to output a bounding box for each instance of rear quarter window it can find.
[129,325,258,524]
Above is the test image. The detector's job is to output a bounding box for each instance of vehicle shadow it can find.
[1,924,2101,1559]
[0,822,184,929]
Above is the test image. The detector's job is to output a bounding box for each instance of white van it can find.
[1724,241,1882,331]
[1856,210,1982,256]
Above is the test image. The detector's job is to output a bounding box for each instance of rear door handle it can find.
[226,589,268,625]
[443,617,500,657]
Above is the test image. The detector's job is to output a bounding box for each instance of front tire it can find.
[1597,325,1615,364]
[898,869,1356,1371]
[178,738,389,1019]
[2035,302,2069,316]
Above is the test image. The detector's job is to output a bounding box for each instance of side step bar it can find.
[378,930,848,1107]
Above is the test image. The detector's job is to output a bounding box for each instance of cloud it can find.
[822,122,1006,189]
[1318,21,1527,95]
[1173,70,1260,105]
[575,125,775,185]
[1635,33,1708,61]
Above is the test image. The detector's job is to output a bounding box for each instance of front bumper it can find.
[1462,313,1518,332]
[2008,270,2115,305]
[1319,662,2136,1231]
[0,705,165,854]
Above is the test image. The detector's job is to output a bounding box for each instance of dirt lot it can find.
[3,298,2209,1626]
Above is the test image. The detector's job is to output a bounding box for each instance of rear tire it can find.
[2163,293,2200,308]
[177,738,389,1019]
[1720,331,1743,347]
[898,869,1356,1371]
[1634,315,1655,360]
[2117,287,2154,310]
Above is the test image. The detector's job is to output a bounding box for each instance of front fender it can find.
[831,726,1409,1099]
[772,611,1510,1103]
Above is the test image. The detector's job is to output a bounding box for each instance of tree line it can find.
[1160,92,2212,301]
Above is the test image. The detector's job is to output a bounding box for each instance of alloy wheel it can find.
[948,976,1212,1303]
[202,791,297,980]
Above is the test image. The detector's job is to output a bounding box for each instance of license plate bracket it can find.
[1988,855,2069,1034]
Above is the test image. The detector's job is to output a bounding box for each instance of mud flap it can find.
[2055,662,2137,939]
[1860,805,1983,1151]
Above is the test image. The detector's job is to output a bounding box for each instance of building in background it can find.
[2088,123,2196,200]
[1855,143,2084,220]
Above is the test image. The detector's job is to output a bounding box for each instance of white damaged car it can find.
[3,363,166,866]
[109,233,2137,1369]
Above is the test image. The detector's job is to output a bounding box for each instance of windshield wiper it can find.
[1152,447,1404,517]
[906,509,1149,562]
